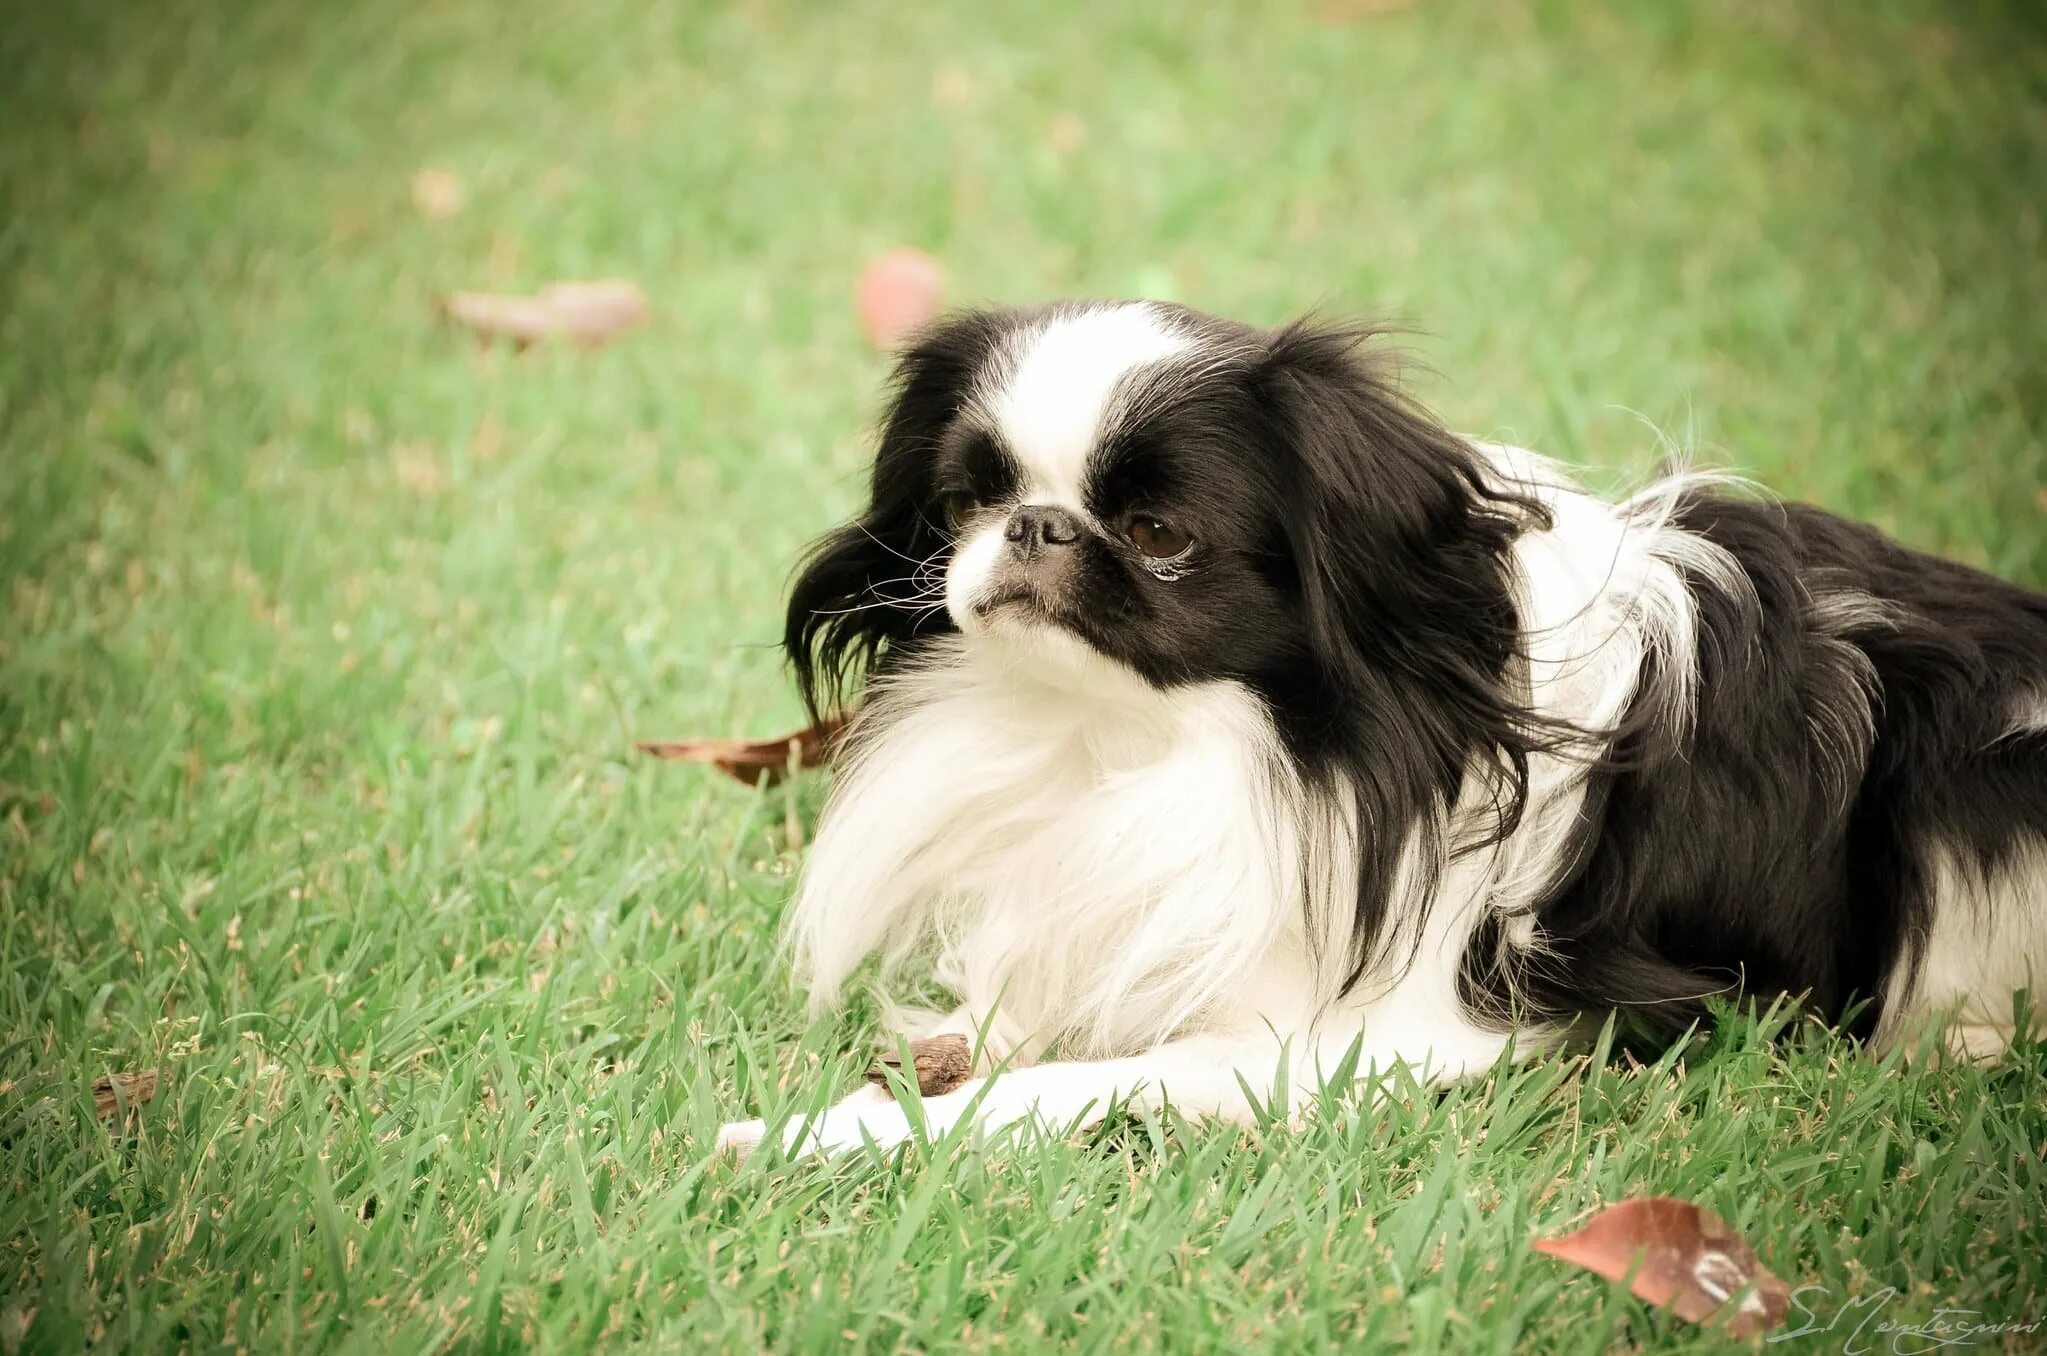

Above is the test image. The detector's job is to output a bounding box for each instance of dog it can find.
[715,301,2047,1158]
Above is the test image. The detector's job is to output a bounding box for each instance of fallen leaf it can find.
[855,248,945,350]
[930,64,976,110]
[91,1069,161,1119]
[411,168,466,220]
[1534,1197,1789,1337]
[469,415,504,464]
[1047,112,1088,154]
[390,440,448,494]
[635,713,849,787]
[868,1034,973,1096]
[441,280,647,348]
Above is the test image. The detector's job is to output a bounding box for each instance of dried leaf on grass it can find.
[855,248,945,350]
[868,1034,974,1096]
[1534,1196,1790,1336]
[441,280,647,347]
[411,169,466,220]
[636,713,849,787]
[92,1069,161,1119]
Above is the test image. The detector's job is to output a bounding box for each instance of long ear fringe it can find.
[784,517,938,722]
[784,522,876,722]
[783,310,1013,719]
[1259,320,1587,995]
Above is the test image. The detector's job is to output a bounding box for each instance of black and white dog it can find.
[717,302,2047,1157]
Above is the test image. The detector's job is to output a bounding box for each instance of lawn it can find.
[3,0,2045,1350]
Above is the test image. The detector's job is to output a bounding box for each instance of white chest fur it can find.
[785,635,1338,1059]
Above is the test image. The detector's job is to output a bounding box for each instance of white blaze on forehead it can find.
[979,304,1192,508]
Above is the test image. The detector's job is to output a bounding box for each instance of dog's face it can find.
[929,306,1304,690]
[788,302,1539,749]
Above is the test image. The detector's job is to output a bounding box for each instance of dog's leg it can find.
[738,1013,1521,1158]
[712,1005,1012,1156]
[714,1074,893,1157]
[738,1030,1293,1158]
[718,990,1529,1159]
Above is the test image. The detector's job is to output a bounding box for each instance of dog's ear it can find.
[786,313,1003,719]
[1255,321,1555,986]
[1255,320,1538,705]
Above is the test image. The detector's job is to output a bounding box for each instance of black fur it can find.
[1465,498,2047,1037]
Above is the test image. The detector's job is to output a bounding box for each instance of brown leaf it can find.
[855,248,945,350]
[411,168,466,220]
[1047,112,1088,154]
[91,1069,161,1119]
[868,1034,973,1096]
[441,280,647,348]
[1534,1197,1790,1336]
[635,713,849,787]
[929,65,976,111]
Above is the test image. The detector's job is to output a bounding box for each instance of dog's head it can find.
[788,302,1539,744]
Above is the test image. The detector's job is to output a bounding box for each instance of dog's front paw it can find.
[714,1116,769,1157]
[715,1083,929,1160]
[800,1100,917,1156]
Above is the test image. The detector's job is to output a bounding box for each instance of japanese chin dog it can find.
[716,301,2047,1157]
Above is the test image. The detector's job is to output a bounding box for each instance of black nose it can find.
[1005,504,1082,551]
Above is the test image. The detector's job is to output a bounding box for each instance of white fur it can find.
[972,303,1191,511]
[1877,837,2047,1058]
[786,635,1324,1059]
[943,522,1008,635]
[1465,448,1746,923]
[2008,689,2047,738]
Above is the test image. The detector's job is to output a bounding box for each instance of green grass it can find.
[3,0,2045,1349]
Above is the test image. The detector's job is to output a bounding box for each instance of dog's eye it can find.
[937,490,980,531]
[1126,515,1192,560]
